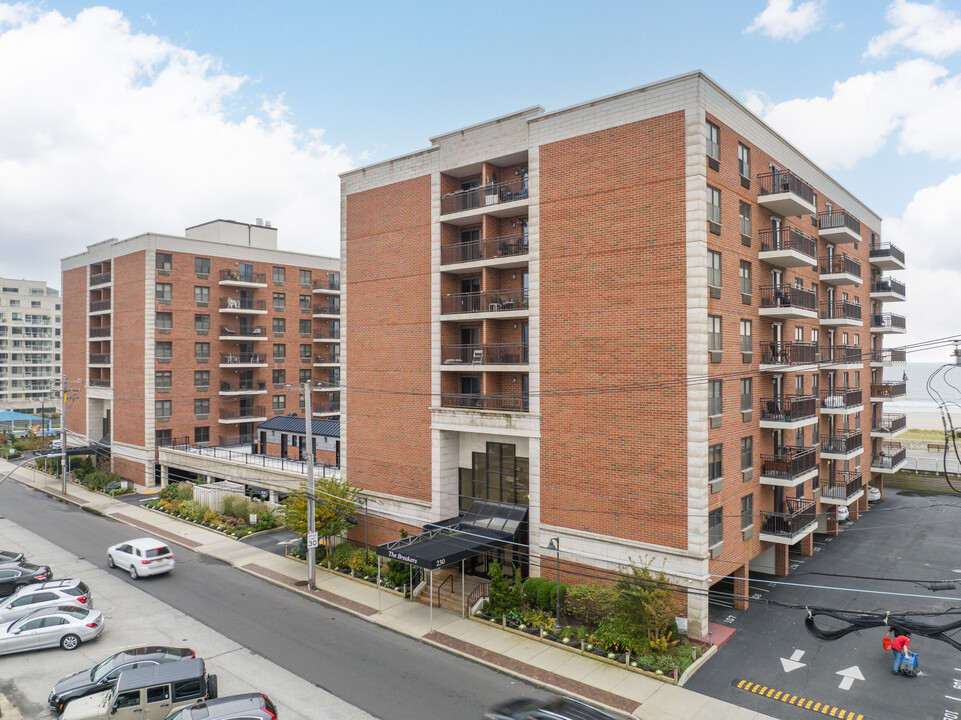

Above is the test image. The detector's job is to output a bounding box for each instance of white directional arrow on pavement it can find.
[836,665,865,690]
[780,649,806,672]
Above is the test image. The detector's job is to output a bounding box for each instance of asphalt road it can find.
[689,490,961,720]
[0,479,544,720]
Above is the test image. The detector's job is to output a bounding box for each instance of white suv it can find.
[0,580,92,623]
[107,538,175,579]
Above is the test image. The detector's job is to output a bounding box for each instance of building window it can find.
[273,395,286,413]
[739,261,751,297]
[741,436,753,474]
[273,267,285,284]
[300,344,312,362]
[461,442,530,509]
[299,368,311,383]
[741,494,753,531]
[299,294,311,312]
[194,370,209,389]
[195,314,210,333]
[708,315,722,359]
[194,426,209,445]
[155,371,171,391]
[708,379,722,417]
[272,369,285,387]
[299,319,311,337]
[739,202,751,240]
[706,121,720,161]
[156,341,172,361]
[707,186,721,228]
[155,400,171,420]
[328,272,341,290]
[272,318,286,335]
[194,286,210,305]
[156,253,172,273]
[300,269,312,287]
[194,398,209,417]
[156,312,172,331]
[708,507,723,549]
[155,283,172,302]
[195,257,210,276]
[194,342,210,361]
[155,429,172,446]
[272,292,285,310]
[707,251,721,289]
[740,378,752,413]
[709,444,722,492]
[327,367,340,386]
[739,319,752,354]
[273,343,286,361]
[738,143,750,179]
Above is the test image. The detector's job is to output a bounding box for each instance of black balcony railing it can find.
[873,413,907,434]
[761,446,818,480]
[823,472,863,502]
[818,210,861,235]
[441,289,529,315]
[870,242,905,265]
[758,227,818,261]
[220,380,266,393]
[821,387,862,410]
[90,353,110,364]
[219,406,266,420]
[313,397,341,413]
[441,343,529,365]
[758,170,815,205]
[872,347,906,364]
[90,272,112,286]
[761,498,817,538]
[220,324,266,337]
[759,284,817,312]
[219,297,266,311]
[872,313,906,331]
[89,327,111,338]
[220,352,265,365]
[440,178,529,215]
[821,344,863,365]
[314,327,341,340]
[873,446,907,469]
[871,277,906,297]
[219,269,266,284]
[88,378,111,387]
[313,276,341,291]
[822,430,862,455]
[760,395,817,422]
[819,254,861,278]
[761,341,817,365]
[440,233,529,265]
[312,302,341,315]
[871,381,907,399]
[314,353,340,364]
[821,300,862,322]
[90,300,111,312]
[440,393,529,412]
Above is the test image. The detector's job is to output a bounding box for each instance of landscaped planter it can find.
[145,505,280,541]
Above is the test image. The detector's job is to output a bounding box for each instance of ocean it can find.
[884,361,961,414]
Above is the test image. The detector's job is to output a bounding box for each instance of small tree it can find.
[614,560,681,652]
[487,559,514,617]
[283,476,359,559]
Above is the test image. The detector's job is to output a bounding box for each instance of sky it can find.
[1,0,960,360]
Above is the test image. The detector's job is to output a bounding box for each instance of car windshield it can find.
[92,653,126,680]
[145,547,170,558]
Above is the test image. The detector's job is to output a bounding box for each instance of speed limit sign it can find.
[306,532,319,549]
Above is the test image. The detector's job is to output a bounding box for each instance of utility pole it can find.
[60,375,67,495]
[304,381,316,590]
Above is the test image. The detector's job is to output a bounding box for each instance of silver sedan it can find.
[0,605,104,655]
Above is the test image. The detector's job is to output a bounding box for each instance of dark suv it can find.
[164,693,279,719]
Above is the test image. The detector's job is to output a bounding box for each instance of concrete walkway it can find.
[2,462,777,720]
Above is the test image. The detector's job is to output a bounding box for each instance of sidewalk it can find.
[3,462,776,720]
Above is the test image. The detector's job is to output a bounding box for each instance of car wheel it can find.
[129,565,139,579]
[60,634,80,650]
[107,554,115,568]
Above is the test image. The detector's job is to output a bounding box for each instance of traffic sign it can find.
[306,532,319,549]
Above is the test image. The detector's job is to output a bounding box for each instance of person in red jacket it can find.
[892,631,911,674]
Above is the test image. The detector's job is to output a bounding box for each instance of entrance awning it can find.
[375,500,527,571]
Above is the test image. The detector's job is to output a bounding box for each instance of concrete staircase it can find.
[415,569,488,616]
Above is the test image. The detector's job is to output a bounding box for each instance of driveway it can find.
[688,489,961,720]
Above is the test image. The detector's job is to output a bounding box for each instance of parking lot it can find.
[0,515,374,720]
[688,489,961,720]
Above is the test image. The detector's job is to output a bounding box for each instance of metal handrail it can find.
[761,341,817,365]
[821,387,862,409]
[818,210,861,234]
[822,430,862,454]
[873,413,907,434]
[823,473,862,501]
[870,242,905,265]
[759,284,817,312]
[760,396,818,421]
[819,254,861,278]
[441,289,529,315]
[441,343,529,364]
[871,381,907,398]
[440,233,528,265]
[219,297,266,311]
[821,345,862,364]
[440,177,529,215]
[440,394,529,412]
[821,300,862,321]
[872,347,906,364]
[758,170,815,204]
[758,227,818,260]
[872,313,906,330]
[219,269,266,284]
[871,277,905,296]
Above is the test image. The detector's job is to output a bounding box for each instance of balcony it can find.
[441,343,529,367]
[871,380,907,402]
[758,227,818,268]
[89,272,112,286]
[872,412,908,438]
[870,277,906,302]
[89,326,112,339]
[218,269,267,287]
[820,300,862,327]
[88,378,111,388]
[89,353,111,366]
[441,289,529,317]
[90,300,111,313]
[820,344,863,369]
[218,324,267,341]
[869,242,905,271]
[871,347,906,367]
[439,393,530,413]
[759,446,819,487]
[758,285,818,320]
[312,302,341,318]
[313,353,340,367]
[820,430,863,460]
[219,352,268,368]
[757,170,816,217]
[218,298,267,314]
[818,210,861,244]
[759,341,817,372]
[218,406,267,424]
[819,254,861,285]
[759,396,818,429]
[441,233,529,269]
[219,380,267,396]
[440,178,529,221]
[313,397,341,416]
[312,277,341,294]
[313,327,341,342]
[820,472,864,506]
[759,498,818,545]
[871,313,906,334]
[872,445,907,473]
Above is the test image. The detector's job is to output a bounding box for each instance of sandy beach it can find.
[906,410,950,431]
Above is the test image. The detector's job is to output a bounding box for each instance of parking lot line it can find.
[732,679,864,720]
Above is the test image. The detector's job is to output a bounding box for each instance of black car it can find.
[0,550,25,568]
[48,645,195,712]
[163,692,278,719]
[0,564,52,596]
[485,696,620,720]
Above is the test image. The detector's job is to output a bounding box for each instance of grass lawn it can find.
[901,429,957,440]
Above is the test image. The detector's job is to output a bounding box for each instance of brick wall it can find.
[62,266,87,437]
[114,251,147,448]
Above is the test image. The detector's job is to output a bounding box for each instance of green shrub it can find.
[563,584,617,626]
[173,482,195,502]
[487,560,518,616]
[221,495,250,520]
[523,577,549,607]
[203,509,220,525]
[349,548,378,575]
[330,541,358,569]
[589,615,646,655]
[523,608,556,633]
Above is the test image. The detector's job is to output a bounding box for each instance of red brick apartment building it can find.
[342,72,908,638]
[61,219,341,487]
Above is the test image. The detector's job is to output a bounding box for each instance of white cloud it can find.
[745,0,823,41]
[866,0,961,59]
[0,6,353,288]
[745,59,961,169]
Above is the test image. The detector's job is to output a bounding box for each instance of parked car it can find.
[107,538,175,579]
[485,696,620,720]
[0,605,103,655]
[0,563,53,596]
[164,692,278,720]
[867,485,882,502]
[0,579,91,623]
[0,550,25,567]
[60,657,217,720]
[836,504,850,522]
[49,645,195,713]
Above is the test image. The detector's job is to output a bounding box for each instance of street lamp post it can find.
[304,381,316,590]
[546,537,560,622]
[60,375,67,495]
